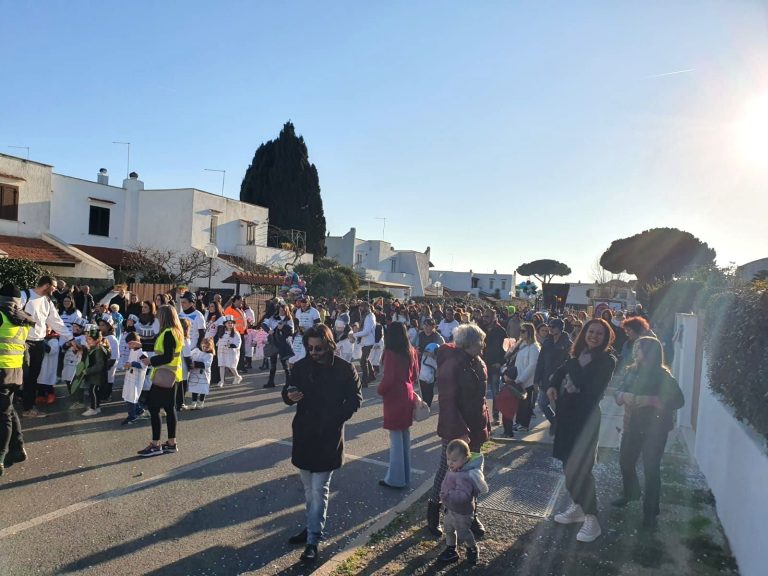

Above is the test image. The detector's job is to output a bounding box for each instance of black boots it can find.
[288,528,307,545]
[300,544,318,563]
[427,500,443,537]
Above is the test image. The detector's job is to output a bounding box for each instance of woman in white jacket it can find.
[353,301,377,387]
[512,323,540,432]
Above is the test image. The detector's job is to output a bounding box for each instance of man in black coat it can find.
[480,308,508,425]
[534,318,572,429]
[282,324,362,564]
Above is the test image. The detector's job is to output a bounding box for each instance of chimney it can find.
[97,168,109,185]
[122,171,144,192]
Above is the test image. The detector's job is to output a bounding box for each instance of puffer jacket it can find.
[435,344,491,451]
[440,453,490,515]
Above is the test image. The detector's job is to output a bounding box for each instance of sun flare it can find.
[735,92,768,169]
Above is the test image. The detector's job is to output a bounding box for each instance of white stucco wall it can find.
[325,228,356,267]
[51,174,129,249]
[430,270,516,300]
[695,355,767,576]
[0,155,52,237]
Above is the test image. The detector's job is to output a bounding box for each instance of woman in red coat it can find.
[377,322,419,489]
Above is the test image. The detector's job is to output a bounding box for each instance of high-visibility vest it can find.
[152,328,183,381]
[0,311,29,369]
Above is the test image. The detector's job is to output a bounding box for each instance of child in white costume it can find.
[217,316,242,387]
[62,319,87,385]
[189,337,215,409]
[97,314,120,400]
[336,331,356,363]
[121,332,148,424]
[37,331,60,404]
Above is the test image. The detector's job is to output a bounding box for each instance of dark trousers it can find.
[267,356,290,386]
[149,385,177,442]
[564,450,598,515]
[22,341,46,411]
[620,423,669,519]
[419,380,435,407]
[515,386,536,428]
[238,337,247,369]
[0,383,23,460]
[487,365,501,419]
[360,345,374,385]
[191,393,206,402]
[211,354,221,384]
[175,380,188,410]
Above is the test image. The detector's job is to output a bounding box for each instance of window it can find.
[471,277,479,289]
[246,223,256,245]
[489,278,495,289]
[0,185,18,221]
[210,215,218,243]
[356,252,363,265]
[88,205,110,236]
[390,258,397,273]
[501,279,506,290]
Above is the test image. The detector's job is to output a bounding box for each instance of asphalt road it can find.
[0,366,442,576]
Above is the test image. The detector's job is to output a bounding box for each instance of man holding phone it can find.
[282,324,362,564]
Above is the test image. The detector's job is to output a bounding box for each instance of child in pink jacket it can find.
[439,439,489,565]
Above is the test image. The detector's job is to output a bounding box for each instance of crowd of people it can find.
[0,275,685,566]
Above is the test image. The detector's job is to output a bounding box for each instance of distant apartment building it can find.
[428,269,516,301]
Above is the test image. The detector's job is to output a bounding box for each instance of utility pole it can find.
[8,146,30,160]
[204,169,226,196]
[375,217,386,240]
[112,141,131,177]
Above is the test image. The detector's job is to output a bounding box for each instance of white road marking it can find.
[0,437,423,539]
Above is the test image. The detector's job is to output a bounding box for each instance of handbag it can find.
[263,335,279,358]
[412,392,431,422]
[151,366,176,389]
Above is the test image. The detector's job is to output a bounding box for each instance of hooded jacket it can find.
[440,453,490,515]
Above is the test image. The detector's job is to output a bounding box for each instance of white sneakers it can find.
[554,503,585,524]
[234,375,243,384]
[577,515,602,542]
[82,408,101,417]
[554,503,602,543]
[190,401,198,410]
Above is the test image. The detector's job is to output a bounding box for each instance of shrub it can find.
[704,284,768,440]
[0,258,47,289]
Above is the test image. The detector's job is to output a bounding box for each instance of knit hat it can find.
[0,284,21,299]
[181,291,196,302]
[127,314,140,323]
[548,318,565,331]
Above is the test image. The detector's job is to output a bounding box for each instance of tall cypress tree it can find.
[240,122,327,256]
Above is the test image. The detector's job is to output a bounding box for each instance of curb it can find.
[311,473,436,576]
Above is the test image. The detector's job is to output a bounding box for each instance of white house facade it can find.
[326,227,431,297]
[0,153,312,287]
[429,269,516,300]
[566,281,637,309]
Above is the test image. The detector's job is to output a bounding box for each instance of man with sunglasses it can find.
[282,324,363,564]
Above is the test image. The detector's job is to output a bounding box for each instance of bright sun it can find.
[735,92,768,169]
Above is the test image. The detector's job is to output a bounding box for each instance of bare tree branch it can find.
[124,245,220,286]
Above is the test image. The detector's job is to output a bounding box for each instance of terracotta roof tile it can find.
[0,235,80,266]
[222,271,284,286]
[73,245,131,269]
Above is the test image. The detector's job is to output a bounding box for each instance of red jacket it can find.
[377,348,418,430]
[436,344,491,451]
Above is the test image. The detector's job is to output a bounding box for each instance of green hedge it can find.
[705,284,768,440]
[0,258,47,289]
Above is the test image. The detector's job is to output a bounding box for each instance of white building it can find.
[0,153,312,287]
[428,269,516,300]
[326,227,431,297]
[566,280,637,309]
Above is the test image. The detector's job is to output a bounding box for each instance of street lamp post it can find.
[203,243,219,290]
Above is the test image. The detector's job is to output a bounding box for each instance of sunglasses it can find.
[307,345,326,352]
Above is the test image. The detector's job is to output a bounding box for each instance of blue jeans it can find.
[299,469,333,545]
[384,428,411,487]
[126,401,138,419]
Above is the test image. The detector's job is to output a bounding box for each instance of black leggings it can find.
[515,386,536,428]
[419,380,435,407]
[175,380,188,409]
[191,393,206,402]
[149,386,177,442]
[268,356,290,385]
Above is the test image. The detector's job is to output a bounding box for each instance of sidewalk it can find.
[323,396,738,576]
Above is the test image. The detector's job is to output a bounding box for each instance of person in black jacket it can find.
[282,324,362,564]
[534,318,572,430]
[547,318,616,544]
[613,336,684,528]
[480,308,507,425]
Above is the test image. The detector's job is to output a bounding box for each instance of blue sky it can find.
[3,1,767,283]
